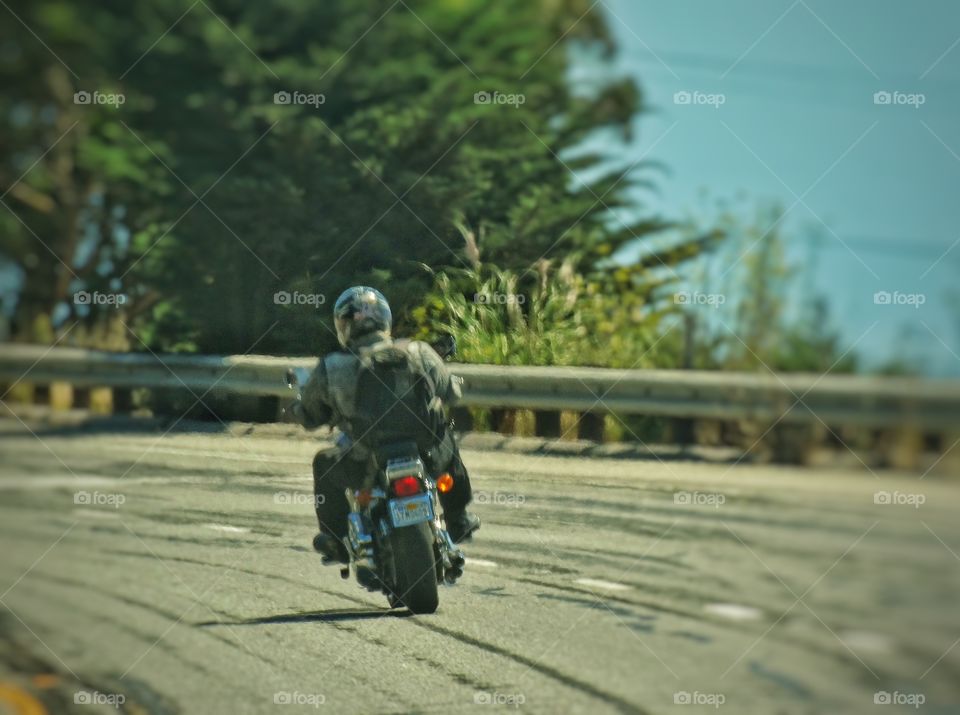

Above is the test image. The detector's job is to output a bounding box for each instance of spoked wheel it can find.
[386,522,439,614]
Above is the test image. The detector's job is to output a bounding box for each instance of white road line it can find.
[465,558,498,568]
[202,523,251,534]
[704,603,763,621]
[73,509,121,519]
[839,630,894,655]
[575,578,631,591]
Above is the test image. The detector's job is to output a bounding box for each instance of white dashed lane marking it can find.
[73,509,121,519]
[202,524,251,534]
[704,603,763,621]
[465,558,498,568]
[575,578,631,591]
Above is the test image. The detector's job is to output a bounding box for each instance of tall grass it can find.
[412,259,679,368]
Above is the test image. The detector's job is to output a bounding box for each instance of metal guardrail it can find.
[1,344,959,430]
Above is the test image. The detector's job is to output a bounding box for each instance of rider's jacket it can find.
[299,331,462,457]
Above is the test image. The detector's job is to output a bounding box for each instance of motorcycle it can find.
[284,336,466,614]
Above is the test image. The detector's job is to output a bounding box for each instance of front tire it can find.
[387,522,439,614]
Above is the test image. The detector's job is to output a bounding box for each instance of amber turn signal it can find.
[436,473,454,493]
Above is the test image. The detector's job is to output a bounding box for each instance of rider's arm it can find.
[411,341,463,406]
[299,359,335,429]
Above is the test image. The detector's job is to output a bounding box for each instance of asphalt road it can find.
[0,413,958,715]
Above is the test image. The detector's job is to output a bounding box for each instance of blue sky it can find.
[597,0,960,375]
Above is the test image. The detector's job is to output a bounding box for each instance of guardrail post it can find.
[940,432,960,476]
[884,427,924,471]
[490,408,516,435]
[0,379,32,405]
[49,382,73,410]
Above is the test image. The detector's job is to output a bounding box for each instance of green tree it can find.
[0,0,174,340]
[1,0,674,355]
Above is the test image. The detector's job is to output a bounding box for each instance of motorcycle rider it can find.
[289,286,480,563]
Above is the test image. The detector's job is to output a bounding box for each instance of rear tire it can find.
[387,522,439,614]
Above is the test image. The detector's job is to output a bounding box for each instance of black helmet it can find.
[333,286,392,348]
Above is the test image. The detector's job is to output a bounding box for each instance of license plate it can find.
[389,494,433,528]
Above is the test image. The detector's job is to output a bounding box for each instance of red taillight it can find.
[391,476,422,498]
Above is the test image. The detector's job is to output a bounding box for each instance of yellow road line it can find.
[0,684,47,715]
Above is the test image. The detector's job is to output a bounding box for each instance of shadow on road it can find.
[195,607,412,627]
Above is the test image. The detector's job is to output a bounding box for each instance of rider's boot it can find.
[312,532,349,564]
[445,510,481,543]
